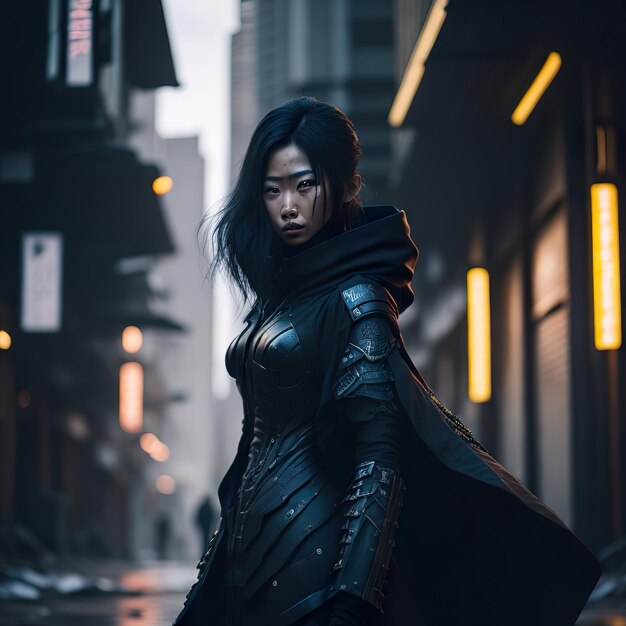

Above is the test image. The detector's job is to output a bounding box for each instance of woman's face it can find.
[263,143,332,246]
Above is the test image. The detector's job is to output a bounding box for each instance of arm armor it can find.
[331,297,406,611]
[330,459,405,611]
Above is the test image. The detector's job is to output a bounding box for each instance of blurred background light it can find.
[511,51,562,126]
[66,411,90,441]
[149,441,170,462]
[467,267,491,402]
[152,175,174,195]
[119,362,144,433]
[388,0,448,127]
[0,330,11,350]
[155,474,176,494]
[17,390,31,409]
[140,432,159,453]
[122,325,143,354]
[591,183,622,350]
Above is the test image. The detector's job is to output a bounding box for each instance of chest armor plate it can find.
[224,307,341,604]
[226,308,319,423]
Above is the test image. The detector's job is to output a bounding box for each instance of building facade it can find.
[0,0,186,559]
[388,0,625,550]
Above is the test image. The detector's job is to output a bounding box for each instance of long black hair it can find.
[202,96,364,307]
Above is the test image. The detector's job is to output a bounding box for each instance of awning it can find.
[124,0,179,88]
[80,269,187,332]
[34,145,175,260]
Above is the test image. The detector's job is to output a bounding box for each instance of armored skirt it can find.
[173,205,602,626]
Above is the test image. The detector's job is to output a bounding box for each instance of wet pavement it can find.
[0,560,196,626]
[1,559,625,625]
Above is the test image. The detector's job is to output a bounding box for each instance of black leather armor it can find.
[218,282,406,625]
[223,300,344,624]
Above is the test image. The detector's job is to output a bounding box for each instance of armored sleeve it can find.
[329,283,406,614]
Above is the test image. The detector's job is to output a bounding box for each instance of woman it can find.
[173,97,601,626]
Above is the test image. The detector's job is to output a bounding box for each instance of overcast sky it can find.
[156,0,239,212]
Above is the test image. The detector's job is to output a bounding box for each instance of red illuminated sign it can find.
[66,0,93,86]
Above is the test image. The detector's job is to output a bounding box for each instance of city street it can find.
[1,560,625,626]
[2,0,625,624]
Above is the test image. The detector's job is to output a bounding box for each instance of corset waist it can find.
[225,410,340,599]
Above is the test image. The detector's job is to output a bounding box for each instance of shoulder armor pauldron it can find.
[340,282,399,322]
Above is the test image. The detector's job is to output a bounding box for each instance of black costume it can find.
[173,205,601,626]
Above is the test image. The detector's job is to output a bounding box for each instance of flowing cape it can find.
[309,275,601,625]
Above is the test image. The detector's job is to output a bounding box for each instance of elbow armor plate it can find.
[332,315,399,404]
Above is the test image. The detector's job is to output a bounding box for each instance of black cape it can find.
[174,205,601,626]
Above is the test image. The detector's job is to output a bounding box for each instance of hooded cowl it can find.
[274,205,418,313]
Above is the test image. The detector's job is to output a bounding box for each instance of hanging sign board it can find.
[21,232,64,332]
[66,0,94,86]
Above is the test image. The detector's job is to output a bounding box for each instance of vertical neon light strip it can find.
[467,268,491,402]
[119,362,144,433]
[591,183,622,350]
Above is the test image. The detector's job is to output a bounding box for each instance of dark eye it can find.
[298,179,317,190]
[264,186,279,194]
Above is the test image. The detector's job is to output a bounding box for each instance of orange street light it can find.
[119,362,144,433]
[156,474,176,494]
[149,441,170,462]
[152,175,173,195]
[139,432,159,453]
[122,325,143,354]
[0,330,11,350]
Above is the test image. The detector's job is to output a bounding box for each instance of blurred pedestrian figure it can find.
[195,495,216,554]
[155,514,171,560]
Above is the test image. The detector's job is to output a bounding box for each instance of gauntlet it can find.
[330,459,406,610]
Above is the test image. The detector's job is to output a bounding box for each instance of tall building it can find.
[231,0,396,201]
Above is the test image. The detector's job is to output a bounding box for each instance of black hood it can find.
[276,205,419,314]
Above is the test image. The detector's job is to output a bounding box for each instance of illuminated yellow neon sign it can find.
[591,183,622,350]
[467,267,491,402]
[511,52,562,126]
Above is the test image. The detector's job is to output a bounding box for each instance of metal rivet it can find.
[272,580,278,587]
[316,548,322,555]
[273,476,278,481]
[354,581,358,585]
[270,438,275,443]
[340,584,347,590]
